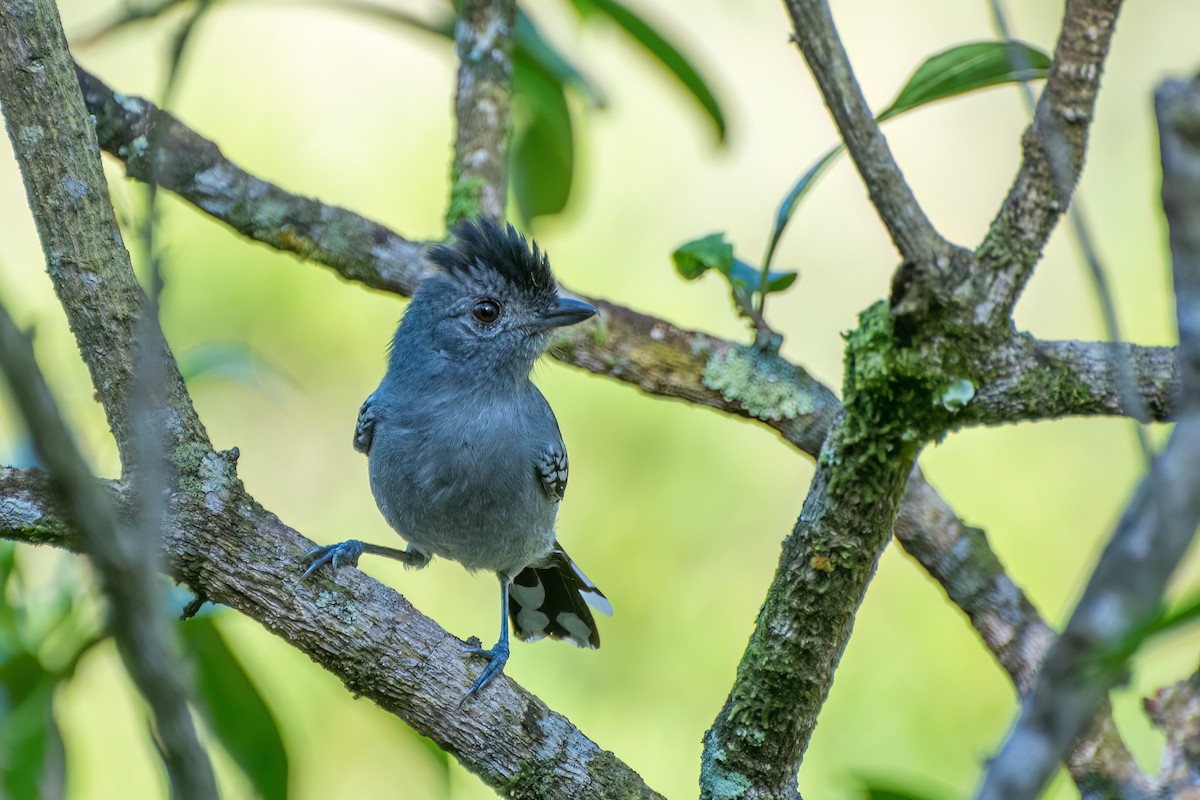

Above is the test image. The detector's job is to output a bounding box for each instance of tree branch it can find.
[448,0,514,225]
[1146,671,1200,794]
[895,470,1156,799]
[977,71,1200,800]
[702,420,919,800]
[0,1,214,794]
[0,15,660,797]
[71,65,1156,795]
[974,0,1124,325]
[0,467,664,799]
[781,0,948,263]
[969,338,1178,425]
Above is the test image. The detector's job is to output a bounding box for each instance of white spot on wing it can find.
[517,608,550,638]
[510,578,546,609]
[556,612,593,647]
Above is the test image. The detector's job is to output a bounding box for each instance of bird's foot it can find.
[300,540,365,581]
[461,639,510,702]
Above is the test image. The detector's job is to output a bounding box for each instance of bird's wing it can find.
[536,442,569,502]
[353,392,377,454]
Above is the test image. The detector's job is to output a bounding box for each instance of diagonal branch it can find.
[781,0,948,263]
[895,470,1155,799]
[0,466,664,799]
[0,305,217,799]
[975,0,1124,325]
[0,2,214,795]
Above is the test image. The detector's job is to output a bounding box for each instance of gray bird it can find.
[301,219,610,698]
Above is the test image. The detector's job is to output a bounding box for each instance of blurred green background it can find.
[3,1,1200,798]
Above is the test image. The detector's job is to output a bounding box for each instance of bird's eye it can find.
[472,299,501,324]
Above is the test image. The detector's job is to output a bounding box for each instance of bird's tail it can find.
[508,545,612,649]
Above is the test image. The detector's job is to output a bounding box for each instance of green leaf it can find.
[672,233,733,280]
[510,50,576,223]
[767,40,1050,273]
[572,0,725,142]
[1097,593,1200,673]
[764,145,842,271]
[181,617,288,800]
[766,270,798,293]
[858,776,955,800]
[515,8,604,108]
[2,682,65,800]
[0,654,65,800]
[878,40,1051,122]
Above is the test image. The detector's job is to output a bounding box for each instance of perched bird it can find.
[302,218,610,698]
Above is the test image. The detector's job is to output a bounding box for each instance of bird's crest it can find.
[429,219,556,296]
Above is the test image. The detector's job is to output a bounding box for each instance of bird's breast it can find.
[366,393,556,573]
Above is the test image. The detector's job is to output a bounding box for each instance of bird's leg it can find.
[462,574,512,701]
[300,540,430,581]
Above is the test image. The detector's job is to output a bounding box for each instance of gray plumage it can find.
[303,219,609,698]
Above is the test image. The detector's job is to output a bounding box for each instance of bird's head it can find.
[402,219,596,380]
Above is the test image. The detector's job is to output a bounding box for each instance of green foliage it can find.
[180,615,289,800]
[511,44,576,224]
[675,41,1050,345]
[568,0,725,142]
[876,41,1051,123]
[741,41,1052,335]
[81,0,725,226]
[0,545,96,799]
[672,233,796,342]
[0,544,291,799]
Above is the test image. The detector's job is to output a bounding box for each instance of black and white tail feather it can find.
[509,545,612,648]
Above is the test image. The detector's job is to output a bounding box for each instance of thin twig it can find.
[0,466,665,800]
[0,303,217,799]
[781,0,948,264]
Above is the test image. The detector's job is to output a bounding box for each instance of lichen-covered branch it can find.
[977,72,1200,800]
[0,467,663,800]
[74,66,843,454]
[75,67,432,296]
[782,0,947,263]
[75,67,1176,448]
[448,0,514,225]
[1146,672,1200,794]
[702,419,920,800]
[974,0,1124,324]
[895,470,1156,799]
[968,338,1178,425]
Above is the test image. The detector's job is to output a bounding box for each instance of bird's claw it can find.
[461,640,510,703]
[300,540,365,581]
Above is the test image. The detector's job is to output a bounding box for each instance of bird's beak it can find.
[541,297,597,329]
